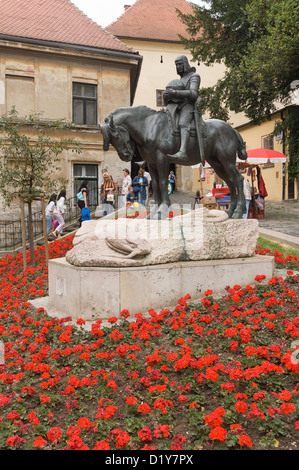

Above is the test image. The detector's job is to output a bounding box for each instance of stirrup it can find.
[168,150,188,159]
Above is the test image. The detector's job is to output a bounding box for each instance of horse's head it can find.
[99,121,111,152]
[99,115,135,162]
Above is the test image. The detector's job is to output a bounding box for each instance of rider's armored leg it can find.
[169,126,190,159]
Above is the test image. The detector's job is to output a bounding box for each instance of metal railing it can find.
[0,188,98,252]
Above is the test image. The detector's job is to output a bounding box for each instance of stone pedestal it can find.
[66,209,260,267]
[48,255,274,321]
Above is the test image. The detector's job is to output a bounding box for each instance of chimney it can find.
[124,5,131,10]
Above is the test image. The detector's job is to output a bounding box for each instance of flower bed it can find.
[0,236,298,450]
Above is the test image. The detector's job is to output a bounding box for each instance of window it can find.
[73,82,97,125]
[73,164,98,205]
[156,89,165,107]
[262,134,274,168]
[262,135,274,150]
[6,75,35,116]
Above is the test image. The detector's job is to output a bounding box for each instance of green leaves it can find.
[179,0,299,123]
[0,108,82,205]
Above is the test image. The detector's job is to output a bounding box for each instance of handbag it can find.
[77,191,84,201]
[53,218,59,229]
[256,195,264,210]
[106,193,115,203]
[81,207,90,221]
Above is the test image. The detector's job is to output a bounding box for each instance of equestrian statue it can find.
[100,55,247,219]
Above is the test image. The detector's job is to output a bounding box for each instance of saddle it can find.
[165,103,197,137]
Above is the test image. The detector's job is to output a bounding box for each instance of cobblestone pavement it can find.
[257,200,299,239]
[167,191,299,242]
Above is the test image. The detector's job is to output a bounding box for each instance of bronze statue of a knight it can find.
[163,55,201,160]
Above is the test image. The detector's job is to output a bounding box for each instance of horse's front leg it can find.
[147,155,171,219]
[155,153,171,219]
[146,164,161,219]
[148,164,161,206]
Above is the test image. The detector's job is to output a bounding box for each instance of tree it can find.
[273,106,299,198]
[0,108,82,265]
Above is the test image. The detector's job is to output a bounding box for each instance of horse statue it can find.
[99,105,247,219]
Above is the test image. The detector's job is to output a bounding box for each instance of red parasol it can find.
[244,148,288,164]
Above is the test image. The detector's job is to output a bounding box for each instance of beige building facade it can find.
[235,109,297,201]
[0,0,142,217]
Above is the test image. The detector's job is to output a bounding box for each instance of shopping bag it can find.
[81,207,90,221]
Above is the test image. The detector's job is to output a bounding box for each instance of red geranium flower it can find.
[209,426,228,442]
[239,434,253,447]
[47,427,62,443]
[138,427,153,441]
[137,402,151,414]
[33,436,47,448]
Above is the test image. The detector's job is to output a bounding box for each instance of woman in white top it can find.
[121,169,132,206]
[45,194,56,235]
[243,179,252,219]
[52,190,66,237]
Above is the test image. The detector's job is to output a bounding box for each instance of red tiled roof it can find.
[0,0,137,54]
[107,0,197,42]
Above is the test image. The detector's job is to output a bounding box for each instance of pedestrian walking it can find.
[132,168,148,206]
[121,168,132,206]
[243,179,251,219]
[143,169,152,200]
[52,189,66,237]
[168,171,176,193]
[45,193,56,235]
[100,173,116,216]
[77,180,89,226]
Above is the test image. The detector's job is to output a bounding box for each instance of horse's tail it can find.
[235,130,247,161]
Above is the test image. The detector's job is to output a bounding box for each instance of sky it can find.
[71,0,135,27]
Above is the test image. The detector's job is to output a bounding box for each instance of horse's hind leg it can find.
[218,163,245,218]
[209,160,238,218]
[228,165,246,218]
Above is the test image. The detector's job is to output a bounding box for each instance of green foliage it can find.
[178,0,251,68]
[273,107,299,181]
[0,107,82,204]
[178,0,299,123]
[257,236,299,259]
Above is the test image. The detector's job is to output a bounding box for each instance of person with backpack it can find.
[132,168,148,206]
[77,180,89,226]
[168,171,176,193]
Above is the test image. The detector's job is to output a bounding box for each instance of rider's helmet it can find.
[175,55,192,73]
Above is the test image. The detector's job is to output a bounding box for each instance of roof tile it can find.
[108,0,196,42]
[0,0,137,54]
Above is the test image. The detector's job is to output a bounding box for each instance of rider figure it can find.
[163,55,200,160]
